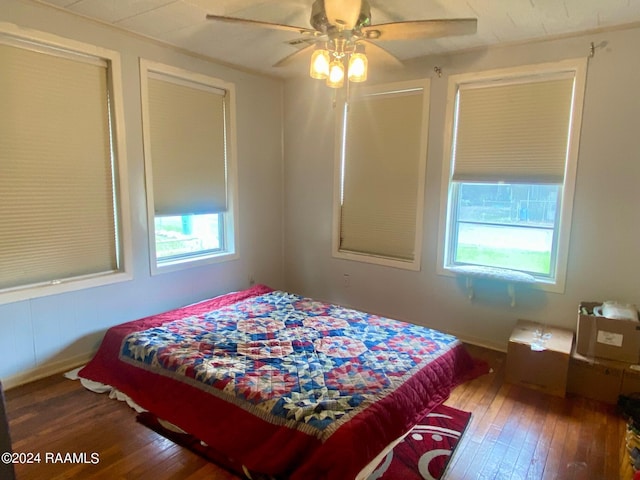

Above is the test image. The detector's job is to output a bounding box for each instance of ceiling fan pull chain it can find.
[345,73,351,105]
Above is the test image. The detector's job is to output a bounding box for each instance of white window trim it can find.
[0,22,133,305]
[139,59,239,275]
[332,79,430,271]
[436,58,587,293]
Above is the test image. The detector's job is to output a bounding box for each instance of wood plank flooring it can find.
[3,345,630,479]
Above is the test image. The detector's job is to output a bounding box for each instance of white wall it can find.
[283,25,640,351]
[3,2,638,387]
[0,1,285,387]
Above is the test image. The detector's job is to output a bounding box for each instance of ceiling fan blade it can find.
[324,0,362,30]
[273,43,316,68]
[361,41,404,68]
[206,14,316,36]
[287,37,317,47]
[363,18,477,41]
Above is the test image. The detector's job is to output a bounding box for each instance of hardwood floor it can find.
[444,345,628,480]
[3,345,629,479]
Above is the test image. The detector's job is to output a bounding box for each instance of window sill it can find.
[333,249,421,272]
[440,265,562,288]
[151,251,239,275]
[0,270,133,306]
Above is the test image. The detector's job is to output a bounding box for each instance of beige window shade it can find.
[147,75,227,216]
[0,43,118,290]
[452,76,575,184]
[340,90,424,261]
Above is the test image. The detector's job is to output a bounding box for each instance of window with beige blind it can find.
[140,60,238,273]
[333,80,429,270]
[437,59,587,291]
[0,25,131,303]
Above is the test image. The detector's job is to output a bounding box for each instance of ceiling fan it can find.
[206,0,477,88]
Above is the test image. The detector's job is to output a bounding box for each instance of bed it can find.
[78,284,479,479]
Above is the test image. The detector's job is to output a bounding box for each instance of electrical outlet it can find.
[249,274,255,286]
[343,273,350,288]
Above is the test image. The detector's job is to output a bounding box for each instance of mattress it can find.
[78,285,478,479]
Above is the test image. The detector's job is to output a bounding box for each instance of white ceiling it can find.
[39,0,640,77]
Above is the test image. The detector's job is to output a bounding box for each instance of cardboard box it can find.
[576,302,640,363]
[567,345,624,404]
[622,366,640,397]
[506,319,574,397]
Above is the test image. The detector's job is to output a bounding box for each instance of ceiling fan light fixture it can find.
[324,0,362,31]
[309,48,330,79]
[348,50,367,82]
[326,59,345,88]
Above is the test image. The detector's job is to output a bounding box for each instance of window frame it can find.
[139,59,239,275]
[332,79,430,271]
[437,59,587,292]
[0,22,132,305]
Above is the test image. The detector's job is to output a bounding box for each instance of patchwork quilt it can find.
[79,285,477,479]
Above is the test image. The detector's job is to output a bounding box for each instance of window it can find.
[333,80,430,270]
[154,214,222,261]
[452,183,560,276]
[0,24,131,303]
[438,59,587,291]
[140,60,238,273]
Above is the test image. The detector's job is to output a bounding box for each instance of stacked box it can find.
[576,302,640,364]
[567,345,624,404]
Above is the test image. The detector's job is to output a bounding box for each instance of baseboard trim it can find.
[2,352,94,391]
[450,331,507,354]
